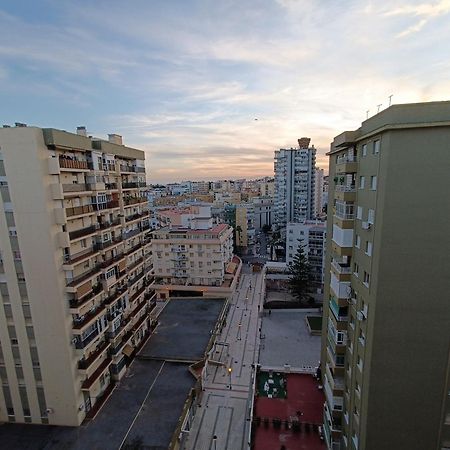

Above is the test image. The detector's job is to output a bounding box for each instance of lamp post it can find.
[213,434,217,450]
[228,367,232,389]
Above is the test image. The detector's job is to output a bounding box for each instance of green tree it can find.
[288,240,311,302]
[262,224,271,234]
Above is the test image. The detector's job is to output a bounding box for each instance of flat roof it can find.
[259,309,321,370]
[138,297,226,362]
[0,360,194,450]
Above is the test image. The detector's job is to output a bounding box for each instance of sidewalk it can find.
[183,266,263,450]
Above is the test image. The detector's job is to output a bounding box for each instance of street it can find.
[183,264,264,450]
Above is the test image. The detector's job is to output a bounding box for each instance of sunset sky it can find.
[1,0,450,182]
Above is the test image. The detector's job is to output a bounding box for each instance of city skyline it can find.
[1,0,450,182]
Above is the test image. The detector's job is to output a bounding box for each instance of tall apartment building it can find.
[252,196,273,230]
[286,221,326,291]
[0,126,155,426]
[274,137,316,229]
[321,102,450,450]
[151,223,234,292]
[315,167,325,217]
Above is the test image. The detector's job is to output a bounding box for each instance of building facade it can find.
[0,126,155,426]
[252,196,273,230]
[286,221,326,291]
[321,102,450,450]
[274,138,316,229]
[151,223,233,289]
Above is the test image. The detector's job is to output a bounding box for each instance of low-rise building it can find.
[151,223,236,298]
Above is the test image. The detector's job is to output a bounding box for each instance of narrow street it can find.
[183,264,264,450]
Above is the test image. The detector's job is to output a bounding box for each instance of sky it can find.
[1,0,450,183]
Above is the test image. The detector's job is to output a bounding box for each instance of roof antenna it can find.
[366,110,369,119]
[377,104,382,113]
[388,94,393,106]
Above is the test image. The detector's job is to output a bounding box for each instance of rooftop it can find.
[253,372,326,450]
[259,309,322,371]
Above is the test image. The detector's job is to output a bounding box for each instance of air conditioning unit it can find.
[362,221,371,230]
[357,311,366,321]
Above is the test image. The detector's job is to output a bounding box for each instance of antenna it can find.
[366,110,369,119]
[377,104,382,113]
[388,94,393,106]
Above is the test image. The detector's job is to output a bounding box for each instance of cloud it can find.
[382,0,450,37]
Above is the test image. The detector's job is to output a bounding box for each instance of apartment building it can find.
[315,167,325,217]
[151,223,234,293]
[274,137,316,229]
[286,221,326,291]
[0,125,155,426]
[321,102,450,450]
[252,196,273,230]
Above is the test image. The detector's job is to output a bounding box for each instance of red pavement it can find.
[253,373,326,450]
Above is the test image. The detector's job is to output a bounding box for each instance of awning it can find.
[122,344,134,358]
[226,262,237,274]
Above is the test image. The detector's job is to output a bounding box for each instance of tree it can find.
[288,240,311,302]
[262,224,271,234]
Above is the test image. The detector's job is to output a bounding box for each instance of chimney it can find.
[298,137,311,149]
[108,134,123,145]
[76,126,87,137]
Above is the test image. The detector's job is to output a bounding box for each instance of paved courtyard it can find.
[259,309,322,371]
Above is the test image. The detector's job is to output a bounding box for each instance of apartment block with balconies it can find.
[321,102,450,450]
[0,125,155,426]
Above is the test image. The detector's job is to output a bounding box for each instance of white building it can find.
[286,221,326,290]
[315,167,324,217]
[151,223,234,293]
[274,137,316,229]
[252,196,273,230]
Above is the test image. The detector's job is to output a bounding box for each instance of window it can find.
[370,176,377,190]
[365,241,373,256]
[356,206,363,220]
[359,176,365,189]
[363,271,370,287]
[373,139,380,154]
[106,268,115,280]
[355,235,361,248]
[368,209,375,224]
[357,355,363,370]
[359,329,366,346]
[362,144,367,156]
[353,262,359,276]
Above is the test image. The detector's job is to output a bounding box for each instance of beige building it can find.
[0,125,155,426]
[151,223,235,297]
[321,102,450,450]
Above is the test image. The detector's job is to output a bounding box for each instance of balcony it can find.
[73,305,106,330]
[329,297,349,322]
[100,253,125,270]
[69,224,98,241]
[125,242,141,256]
[129,284,146,303]
[69,283,103,309]
[122,182,147,189]
[331,259,352,275]
[124,197,147,206]
[59,157,90,171]
[128,270,145,288]
[74,328,100,349]
[66,265,101,288]
[125,211,149,223]
[123,228,142,241]
[62,183,91,194]
[127,257,144,272]
[78,340,110,370]
[96,236,123,251]
[66,204,95,218]
[104,286,127,306]
[92,200,120,211]
[335,154,357,174]
[63,247,97,266]
[81,357,112,390]
[105,182,118,190]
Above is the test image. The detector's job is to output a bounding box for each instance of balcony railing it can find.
[123,228,142,240]
[336,154,357,165]
[331,260,352,274]
[98,218,121,230]
[122,182,147,189]
[74,328,99,349]
[92,201,119,211]
[105,182,118,190]
[62,183,90,193]
[335,184,356,192]
[69,225,98,241]
[100,253,125,270]
[124,197,147,206]
[73,305,106,330]
[66,204,94,217]
[59,157,90,170]
[78,340,110,370]
[96,236,123,250]
[66,265,101,288]
[125,211,149,223]
[104,286,127,306]
[128,270,145,288]
[64,247,96,265]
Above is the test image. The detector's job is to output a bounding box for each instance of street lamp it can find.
[228,367,232,389]
[213,434,217,450]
